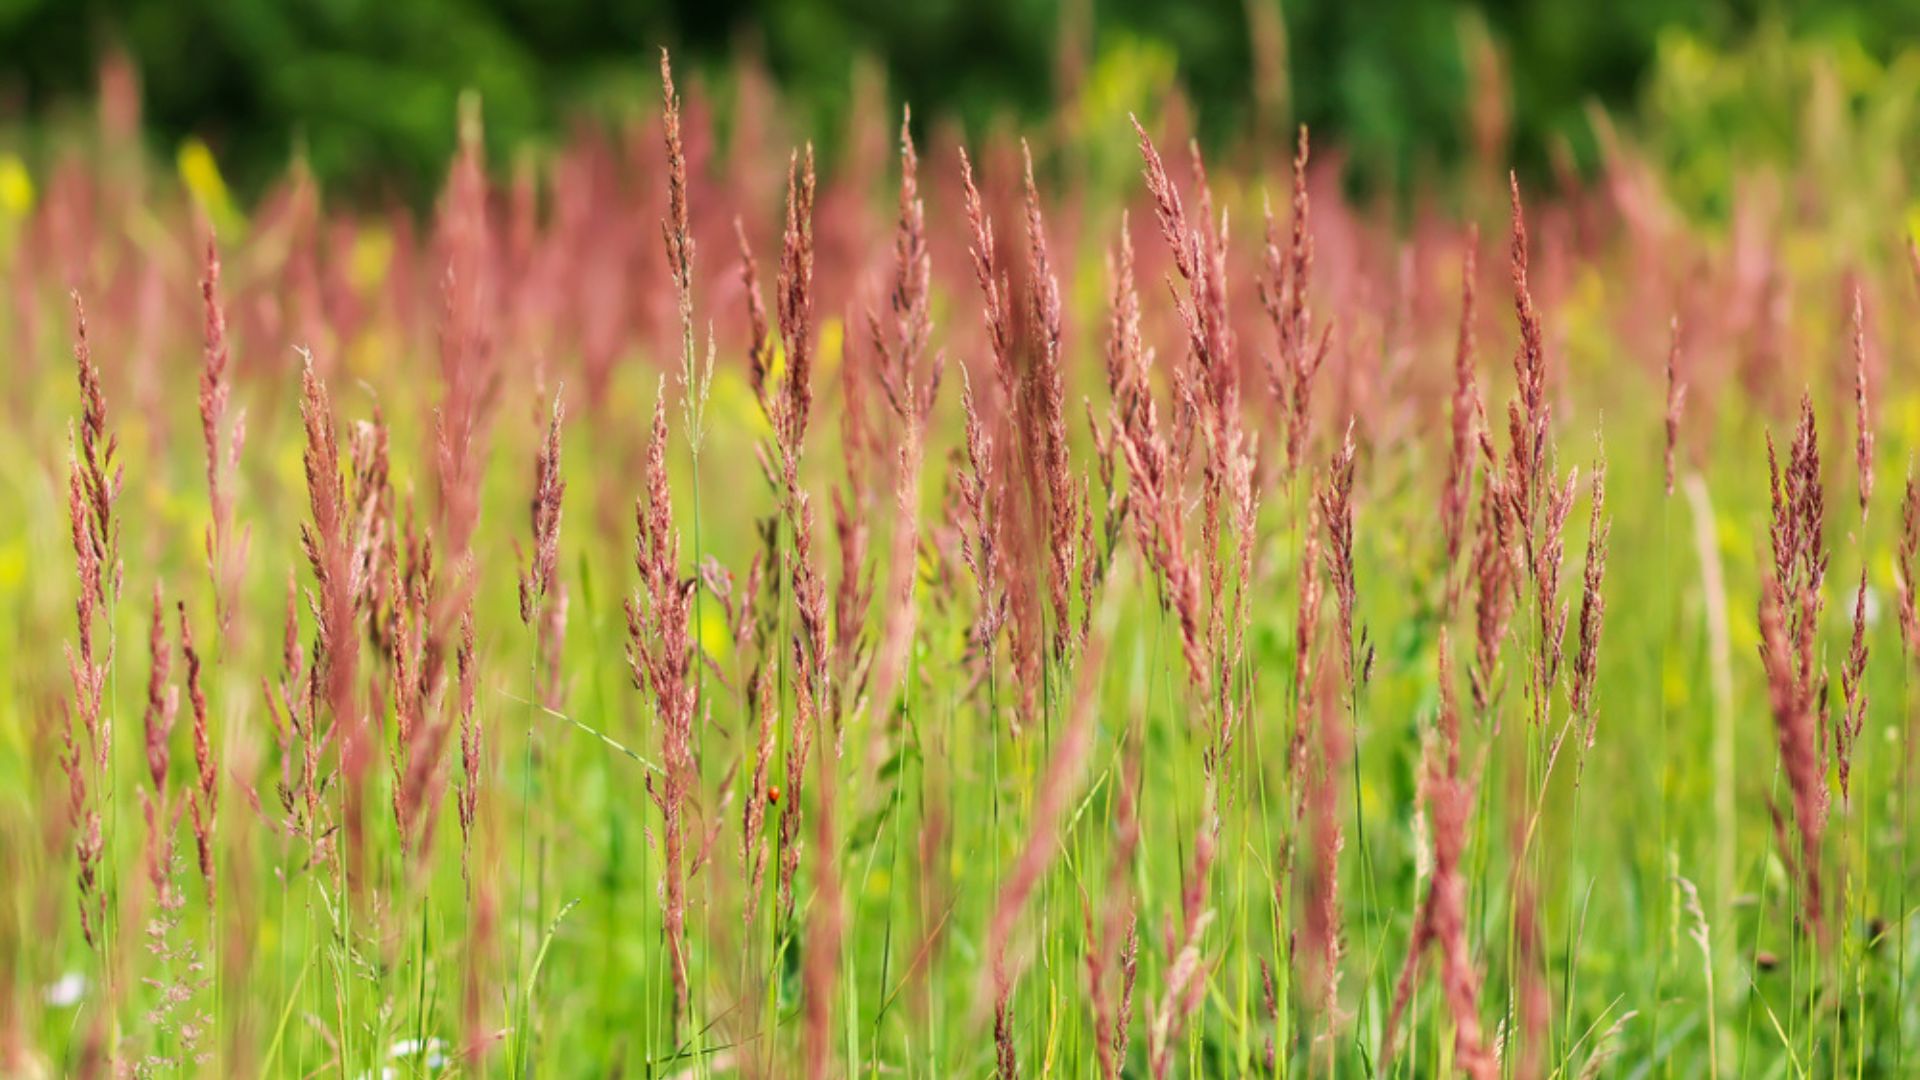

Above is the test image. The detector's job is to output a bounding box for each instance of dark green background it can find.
[0,0,1912,198]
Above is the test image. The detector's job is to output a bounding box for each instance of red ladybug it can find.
[768,786,781,805]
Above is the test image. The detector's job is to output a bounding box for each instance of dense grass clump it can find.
[0,50,1917,1078]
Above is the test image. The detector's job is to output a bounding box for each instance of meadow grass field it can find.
[0,46,1917,1078]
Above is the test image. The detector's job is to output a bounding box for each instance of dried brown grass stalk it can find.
[1503,179,1582,737]
[1018,142,1079,664]
[957,149,1017,416]
[1764,395,1830,821]
[1469,447,1516,715]
[869,108,942,711]
[1759,573,1827,937]
[626,389,700,1028]
[955,144,1051,717]
[1568,441,1610,761]
[755,138,832,936]
[1290,502,1325,820]
[994,969,1017,1080]
[1382,632,1494,1078]
[433,102,501,566]
[389,555,456,869]
[63,292,119,948]
[1132,122,1263,735]
[262,568,328,863]
[1900,468,1919,656]
[955,368,1009,677]
[1441,228,1480,616]
[1102,213,1205,686]
[1838,565,1868,801]
[778,500,830,926]
[137,585,177,898]
[518,394,565,627]
[1319,421,1362,693]
[1850,283,1872,515]
[741,665,776,931]
[198,236,248,643]
[298,351,367,842]
[776,146,819,467]
[738,217,773,412]
[70,292,122,607]
[659,50,714,442]
[1131,117,1238,430]
[1663,315,1685,497]
[828,434,874,720]
[518,392,568,728]
[177,604,217,904]
[454,609,479,880]
[1211,436,1259,748]
[1503,175,1551,538]
[60,711,106,948]
[1301,662,1347,1065]
[1259,127,1328,476]
[1103,214,1150,436]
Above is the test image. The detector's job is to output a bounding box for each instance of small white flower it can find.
[388,1037,446,1066]
[43,972,86,1008]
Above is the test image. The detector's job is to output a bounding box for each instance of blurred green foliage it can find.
[1,1,1917,199]
[1643,21,1920,232]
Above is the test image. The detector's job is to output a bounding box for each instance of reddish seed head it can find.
[1849,281,1872,515]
